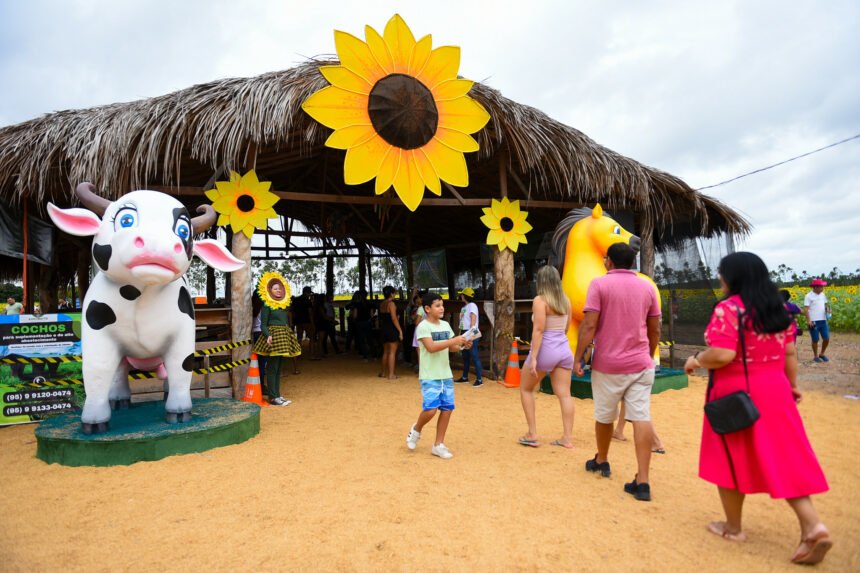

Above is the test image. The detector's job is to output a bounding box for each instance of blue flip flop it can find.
[518,436,540,447]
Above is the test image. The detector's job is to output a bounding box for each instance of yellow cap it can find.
[457,287,475,298]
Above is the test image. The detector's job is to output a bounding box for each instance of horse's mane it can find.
[550,206,613,271]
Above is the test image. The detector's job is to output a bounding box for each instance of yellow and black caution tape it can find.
[659,341,675,347]
[3,358,252,389]
[1,339,253,366]
[1,355,82,365]
[193,339,251,356]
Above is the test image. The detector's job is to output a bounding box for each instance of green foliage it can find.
[0,283,24,301]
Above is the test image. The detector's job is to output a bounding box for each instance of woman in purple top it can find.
[518,266,575,449]
[781,289,802,337]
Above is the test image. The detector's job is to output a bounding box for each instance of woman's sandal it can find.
[790,523,832,565]
[707,521,747,542]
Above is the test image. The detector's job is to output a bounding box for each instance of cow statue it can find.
[47,183,245,434]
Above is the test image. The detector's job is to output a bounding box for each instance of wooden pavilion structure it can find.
[0,59,750,381]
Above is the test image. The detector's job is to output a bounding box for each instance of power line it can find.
[696,133,860,191]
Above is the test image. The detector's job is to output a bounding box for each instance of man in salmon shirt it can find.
[573,242,661,501]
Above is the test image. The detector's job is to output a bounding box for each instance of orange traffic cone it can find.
[500,340,521,388]
[242,353,268,407]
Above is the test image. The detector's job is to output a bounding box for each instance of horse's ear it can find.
[592,204,603,218]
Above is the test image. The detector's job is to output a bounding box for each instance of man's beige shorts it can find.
[591,368,655,424]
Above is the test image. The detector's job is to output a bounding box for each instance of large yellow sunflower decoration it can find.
[205,170,279,238]
[301,14,491,211]
[257,271,291,310]
[480,197,532,252]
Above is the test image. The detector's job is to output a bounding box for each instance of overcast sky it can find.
[1,0,858,278]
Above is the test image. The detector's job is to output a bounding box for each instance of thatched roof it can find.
[0,59,749,267]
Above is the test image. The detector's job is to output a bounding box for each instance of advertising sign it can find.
[0,313,84,425]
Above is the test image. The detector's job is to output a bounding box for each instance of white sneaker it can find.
[406,424,421,450]
[270,397,291,406]
[431,443,453,459]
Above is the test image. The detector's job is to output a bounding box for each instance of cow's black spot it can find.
[86,300,116,330]
[92,243,112,272]
[178,286,194,319]
[119,285,141,300]
[182,353,195,372]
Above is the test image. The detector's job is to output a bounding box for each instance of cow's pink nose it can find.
[134,237,145,248]
[174,243,182,253]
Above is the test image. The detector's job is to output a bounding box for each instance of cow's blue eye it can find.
[120,214,135,228]
[176,224,190,239]
[613,226,621,235]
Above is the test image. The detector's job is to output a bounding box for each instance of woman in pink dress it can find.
[684,252,831,565]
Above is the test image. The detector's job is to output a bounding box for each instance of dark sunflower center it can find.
[236,194,255,212]
[368,73,438,149]
[500,217,514,232]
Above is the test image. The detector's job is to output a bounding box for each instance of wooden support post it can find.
[669,289,676,368]
[492,247,515,379]
[406,236,414,289]
[358,243,367,291]
[640,217,655,278]
[326,253,334,296]
[77,249,90,308]
[230,142,257,398]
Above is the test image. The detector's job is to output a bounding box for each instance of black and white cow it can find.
[48,183,244,434]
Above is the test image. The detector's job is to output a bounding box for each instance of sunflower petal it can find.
[325,125,377,150]
[393,153,425,211]
[211,196,235,213]
[334,30,385,83]
[242,225,255,239]
[375,147,400,195]
[413,149,441,196]
[515,219,533,235]
[437,96,491,134]
[491,199,505,220]
[344,136,391,185]
[422,137,468,187]
[240,170,261,189]
[435,127,479,153]
[409,34,433,75]
[432,78,474,101]
[204,188,221,201]
[249,211,271,230]
[364,26,394,75]
[383,14,416,73]
[486,228,504,245]
[480,213,500,229]
[217,214,230,227]
[505,199,521,219]
[320,65,373,95]
[302,86,370,130]
[416,45,460,88]
[255,192,280,210]
[505,234,521,252]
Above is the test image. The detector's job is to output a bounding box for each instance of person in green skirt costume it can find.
[253,272,301,406]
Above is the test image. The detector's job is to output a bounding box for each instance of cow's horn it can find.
[74,182,111,217]
[191,204,217,235]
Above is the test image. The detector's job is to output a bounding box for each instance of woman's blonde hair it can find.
[536,265,570,315]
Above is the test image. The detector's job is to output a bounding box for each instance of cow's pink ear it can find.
[47,203,101,236]
[193,239,245,272]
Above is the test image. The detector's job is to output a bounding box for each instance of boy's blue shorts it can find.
[809,320,830,342]
[420,378,455,411]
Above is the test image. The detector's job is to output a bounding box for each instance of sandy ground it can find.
[1,335,858,572]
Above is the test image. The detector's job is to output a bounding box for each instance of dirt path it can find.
[1,345,858,572]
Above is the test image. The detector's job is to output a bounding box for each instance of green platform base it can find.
[540,367,688,399]
[34,398,260,467]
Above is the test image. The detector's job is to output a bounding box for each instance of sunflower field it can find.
[659,285,860,332]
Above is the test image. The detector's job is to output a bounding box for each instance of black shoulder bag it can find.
[703,302,760,434]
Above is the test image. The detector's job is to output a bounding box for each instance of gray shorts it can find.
[591,368,655,424]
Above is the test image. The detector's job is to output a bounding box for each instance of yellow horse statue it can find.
[551,204,660,358]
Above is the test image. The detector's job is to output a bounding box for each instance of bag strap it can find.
[706,300,750,402]
[731,301,751,394]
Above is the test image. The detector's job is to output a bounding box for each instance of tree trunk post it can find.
[492,247,514,379]
[230,231,252,399]
[640,217,655,278]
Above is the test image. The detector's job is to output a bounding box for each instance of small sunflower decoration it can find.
[205,170,279,238]
[301,14,491,211]
[258,271,291,309]
[480,197,532,253]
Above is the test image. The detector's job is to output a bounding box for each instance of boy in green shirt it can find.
[406,293,471,459]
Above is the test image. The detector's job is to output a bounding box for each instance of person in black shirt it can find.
[291,286,320,360]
